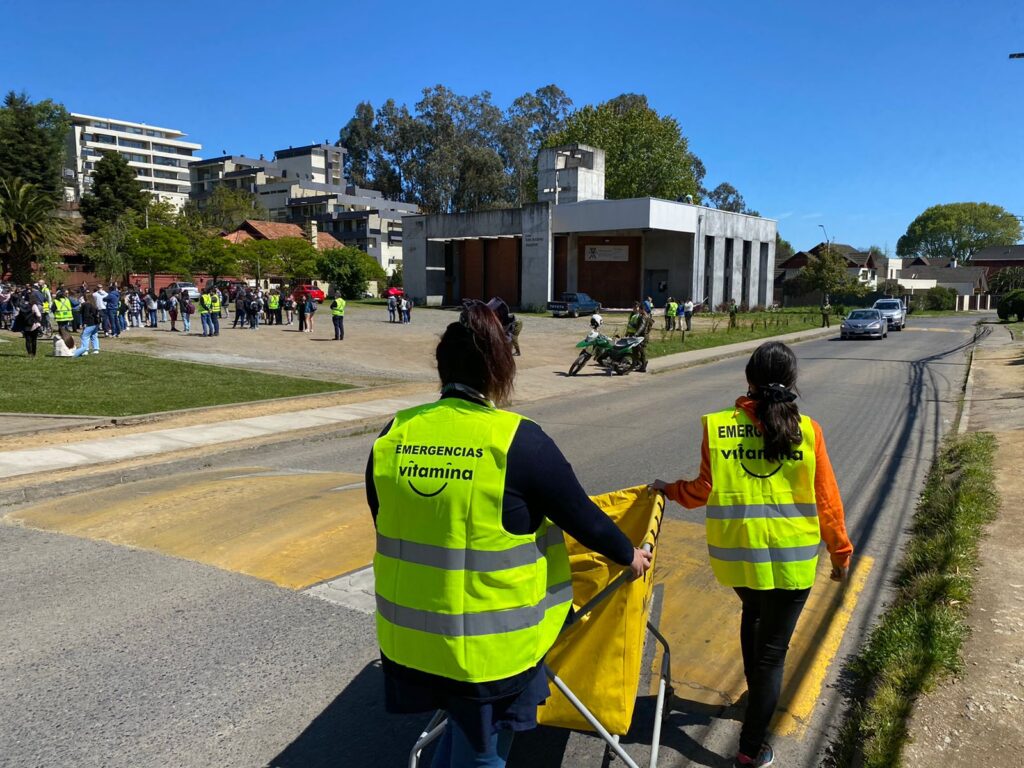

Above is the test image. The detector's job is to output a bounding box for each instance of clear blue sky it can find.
[3,0,1022,252]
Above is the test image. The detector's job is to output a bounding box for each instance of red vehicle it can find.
[292,284,325,303]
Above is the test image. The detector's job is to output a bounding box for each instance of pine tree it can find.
[80,151,149,231]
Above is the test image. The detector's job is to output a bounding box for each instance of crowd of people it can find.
[0,279,353,357]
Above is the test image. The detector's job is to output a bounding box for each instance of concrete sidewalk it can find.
[904,323,1024,764]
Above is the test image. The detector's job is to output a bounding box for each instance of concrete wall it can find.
[643,231,694,302]
[521,203,552,308]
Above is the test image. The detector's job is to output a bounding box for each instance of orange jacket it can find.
[663,396,853,570]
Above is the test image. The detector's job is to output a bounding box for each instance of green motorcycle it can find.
[568,330,644,376]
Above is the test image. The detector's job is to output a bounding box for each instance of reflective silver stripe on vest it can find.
[707,543,820,563]
[376,525,565,573]
[376,580,573,637]
[706,503,818,520]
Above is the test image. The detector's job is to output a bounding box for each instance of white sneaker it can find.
[91,350,99,355]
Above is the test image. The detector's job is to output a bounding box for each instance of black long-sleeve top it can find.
[363,394,635,749]
[364,397,634,566]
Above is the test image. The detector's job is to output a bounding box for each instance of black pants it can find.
[23,328,40,356]
[733,586,810,756]
[332,315,344,340]
[298,311,306,332]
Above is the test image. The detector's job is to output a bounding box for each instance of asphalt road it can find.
[0,314,979,767]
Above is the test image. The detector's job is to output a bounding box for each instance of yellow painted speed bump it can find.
[5,467,377,589]
[650,517,872,737]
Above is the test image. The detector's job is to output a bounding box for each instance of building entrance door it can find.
[644,270,669,308]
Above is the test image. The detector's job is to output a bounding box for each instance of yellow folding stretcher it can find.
[409,485,671,768]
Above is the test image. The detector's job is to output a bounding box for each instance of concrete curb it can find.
[649,326,837,375]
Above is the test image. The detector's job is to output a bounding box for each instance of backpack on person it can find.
[249,299,260,312]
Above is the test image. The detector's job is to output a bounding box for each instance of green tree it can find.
[502,85,573,204]
[84,216,135,284]
[0,91,70,201]
[706,182,747,213]
[0,177,68,283]
[544,94,703,201]
[145,198,179,228]
[896,203,1022,263]
[801,247,860,298]
[185,185,266,232]
[996,288,1024,322]
[191,236,238,282]
[339,101,377,188]
[387,264,403,289]
[126,225,190,291]
[316,246,386,299]
[989,266,1024,294]
[235,237,316,283]
[776,233,795,262]
[80,151,149,231]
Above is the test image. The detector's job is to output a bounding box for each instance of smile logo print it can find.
[399,461,475,497]
[719,443,803,479]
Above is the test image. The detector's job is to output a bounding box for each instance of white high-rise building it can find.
[64,113,202,210]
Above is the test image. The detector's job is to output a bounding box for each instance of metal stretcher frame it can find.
[408,491,671,768]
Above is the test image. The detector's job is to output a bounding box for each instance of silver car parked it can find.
[840,308,888,340]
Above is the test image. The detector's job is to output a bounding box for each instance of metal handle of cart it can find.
[408,489,670,768]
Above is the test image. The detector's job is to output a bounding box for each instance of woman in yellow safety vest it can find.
[653,341,853,768]
[367,297,652,768]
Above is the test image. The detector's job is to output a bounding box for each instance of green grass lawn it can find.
[0,346,351,417]
[640,314,824,358]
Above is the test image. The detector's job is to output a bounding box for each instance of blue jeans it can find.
[210,313,220,334]
[106,308,120,336]
[73,325,100,356]
[431,719,513,768]
[148,309,158,327]
[201,314,213,336]
[182,313,191,332]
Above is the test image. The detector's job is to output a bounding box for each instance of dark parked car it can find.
[840,308,888,340]
[547,292,601,318]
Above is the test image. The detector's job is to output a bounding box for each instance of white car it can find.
[872,298,907,330]
[167,281,200,300]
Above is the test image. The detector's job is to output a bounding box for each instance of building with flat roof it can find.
[189,144,417,275]
[403,145,778,309]
[64,113,202,209]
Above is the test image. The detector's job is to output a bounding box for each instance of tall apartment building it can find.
[64,113,202,210]
[190,144,417,275]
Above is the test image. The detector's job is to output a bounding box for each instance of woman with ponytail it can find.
[653,340,852,768]
[367,297,652,767]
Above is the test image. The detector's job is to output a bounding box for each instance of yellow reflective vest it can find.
[372,399,572,683]
[198,294,212,314]
[210,294,222,313]
[268,294,280,310]
[53,297,73,322]
[331,298,346,316]
[666,301,678,317]
[704,408,819,590]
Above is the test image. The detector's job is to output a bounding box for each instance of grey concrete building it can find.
[189,144,417,275]
[403,145,777,308]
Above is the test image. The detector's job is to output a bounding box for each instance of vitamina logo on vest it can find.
[394,443,481,497]
[715,425,805,479]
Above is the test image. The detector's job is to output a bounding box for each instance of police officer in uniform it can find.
[367,298,652,767]
[653,341,853,768]
[329,294,346,340]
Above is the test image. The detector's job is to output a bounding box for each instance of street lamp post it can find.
[818,224,833,304]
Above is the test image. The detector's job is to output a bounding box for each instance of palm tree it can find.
[0,176,67,283]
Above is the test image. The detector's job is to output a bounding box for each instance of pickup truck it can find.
[547,292,601,318]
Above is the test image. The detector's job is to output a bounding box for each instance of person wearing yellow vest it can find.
[53,292,73,330]
[209,289,221,336]
[653,341,853,768]
[665,297,678,331]
[267,290,281,325]
[198,289,214,337]
[328,294,346,340]
[367,297,651,767]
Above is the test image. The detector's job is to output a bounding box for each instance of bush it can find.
[997,289,1024,322]
[924,286,957,311]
